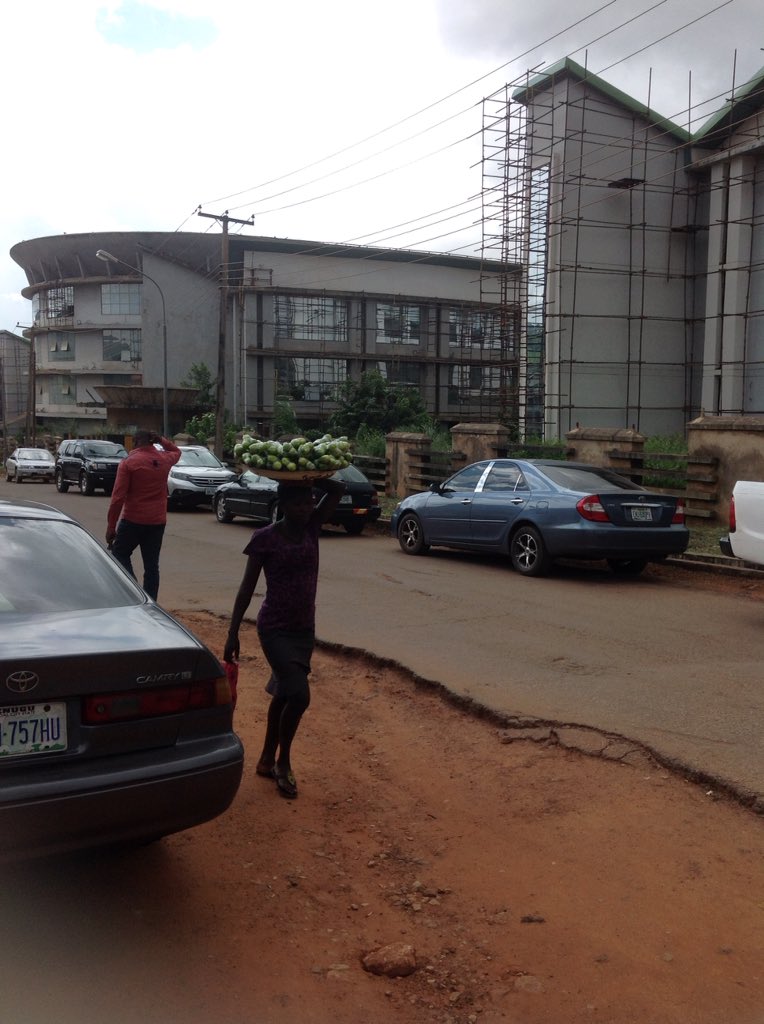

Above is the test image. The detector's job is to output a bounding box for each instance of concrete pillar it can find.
[449,423,509,465]
[385,432,431,498]
[565,426,645,470]
[719,155,755,414]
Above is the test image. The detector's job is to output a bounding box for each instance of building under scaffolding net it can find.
[480,56,764,441]
[0,330,32,442]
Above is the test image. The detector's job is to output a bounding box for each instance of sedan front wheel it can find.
[510,524,550,577]
[397,512,429,555]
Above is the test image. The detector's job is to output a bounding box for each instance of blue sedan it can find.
[390,459,689,577]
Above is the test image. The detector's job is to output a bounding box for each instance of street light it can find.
[95,248,169,437]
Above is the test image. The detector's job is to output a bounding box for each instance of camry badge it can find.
[6,670,39,694]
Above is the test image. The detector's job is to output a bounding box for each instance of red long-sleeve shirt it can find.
[107,437,181,531]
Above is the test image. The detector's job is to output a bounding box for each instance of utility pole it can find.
[197,207,254,458]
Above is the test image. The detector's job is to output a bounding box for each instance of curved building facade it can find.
[11,231,518,438]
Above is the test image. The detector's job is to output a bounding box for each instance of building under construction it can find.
[0,330,31,441]
[481,56,764,440]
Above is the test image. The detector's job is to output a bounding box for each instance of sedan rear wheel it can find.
[55,468,69,493]
[510,524,550,577]
[397,512,429,555]
[344,521,365,535]
[215,495,234,523]
[607,558,648,577]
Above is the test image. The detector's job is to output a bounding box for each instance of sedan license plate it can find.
[205,487,218,495]
[339,495,352,505]
[629,507,653,522]
[0,702,67,758]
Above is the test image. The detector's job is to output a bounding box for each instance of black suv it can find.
[55,439,127,495]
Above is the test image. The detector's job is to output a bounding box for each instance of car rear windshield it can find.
[539,465,645,492]
[178,449,224,468]
[0,519,143,614]
[335,465,370,484]
[84,442,127,458]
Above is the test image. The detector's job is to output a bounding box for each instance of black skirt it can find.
[258,629,314,699]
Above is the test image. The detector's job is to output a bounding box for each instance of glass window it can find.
[48,333,75,361]
[539,465,645,492]
[103,329,142,362]
[375,361,421,387]
[443,463,489,492]
[83,442,127,458]
[448,364,509,400]
[274,295,348,343]
[275,357,347,401]
[0,519,143,614]
[483,464,527,491]
[448,308,505,350]
[49,376,76,404]
[376,303,422,345]
[177,448,225,468]
[33,287,74,326]
[101,283,142,315]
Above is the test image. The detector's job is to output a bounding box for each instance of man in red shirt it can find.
[106,430,181,601]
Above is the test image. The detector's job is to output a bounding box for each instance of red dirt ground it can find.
[4,608,761,1024]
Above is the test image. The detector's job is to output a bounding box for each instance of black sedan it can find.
[214,464,382,535]
[390,459,689,577]
[0,497,243,861]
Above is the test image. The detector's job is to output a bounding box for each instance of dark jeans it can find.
[111,519,166,600]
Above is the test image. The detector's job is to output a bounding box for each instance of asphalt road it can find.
[4,479,762,805]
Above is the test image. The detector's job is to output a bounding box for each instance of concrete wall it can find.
[688,415,764,522]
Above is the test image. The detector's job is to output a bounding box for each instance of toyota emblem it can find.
[6,670,39,694]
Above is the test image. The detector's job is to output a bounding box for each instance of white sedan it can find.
[5,447,56,483]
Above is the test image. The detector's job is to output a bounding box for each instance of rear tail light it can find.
[83,675,232,724]
[672,500,686,525]
[576,495,610,522]
[729,495,737,533]
[370,493,380,507]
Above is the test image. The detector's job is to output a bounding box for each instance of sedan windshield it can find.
[178,449,224,468]
[19,449,54,462]
[0,519,143,614]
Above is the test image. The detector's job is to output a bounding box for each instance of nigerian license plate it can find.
[629,507,653,522]
[339,495,352,505]
[0,702,67,758]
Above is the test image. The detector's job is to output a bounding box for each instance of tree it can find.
[179,362,215,410]
[329,370,430,436]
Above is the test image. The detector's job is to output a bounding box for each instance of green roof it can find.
[511,57,691,143]
[692,64,764,145]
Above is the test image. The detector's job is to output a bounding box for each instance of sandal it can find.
[255,760,275,778]
[273,767,298,799]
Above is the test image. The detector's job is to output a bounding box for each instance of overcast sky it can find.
[2,0,761,332]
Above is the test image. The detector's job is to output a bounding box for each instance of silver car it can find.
[0,497,243,861]
[167,445,237,509]
[5,448,56,484]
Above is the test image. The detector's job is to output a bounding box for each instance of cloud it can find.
[95,1,217,52]
[2,0,761,334]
